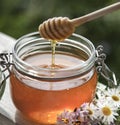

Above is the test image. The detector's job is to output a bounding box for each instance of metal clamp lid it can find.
[0,69,6,99]
[0,52,13,99]
[95,45,117,87]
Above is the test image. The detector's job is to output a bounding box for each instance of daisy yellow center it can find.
[62,118,69,124]
[102,106,112,116]
[88,109,93,115]
[112,95,119,101]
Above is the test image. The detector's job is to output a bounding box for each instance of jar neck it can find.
[12,32,96,80]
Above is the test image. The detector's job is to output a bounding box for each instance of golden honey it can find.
[10,32,97,125]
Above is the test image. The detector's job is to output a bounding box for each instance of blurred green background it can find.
[0,0,120,81]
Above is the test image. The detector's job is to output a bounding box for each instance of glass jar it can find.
[10,32,97,125]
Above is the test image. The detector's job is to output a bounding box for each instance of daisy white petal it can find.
[97,101,118,124]
[105,88,120,108]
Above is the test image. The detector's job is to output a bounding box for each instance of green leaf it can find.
[115,109,120,125]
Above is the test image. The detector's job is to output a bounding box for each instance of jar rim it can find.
[12,32,96,79]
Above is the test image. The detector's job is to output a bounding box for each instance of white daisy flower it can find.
[81,102,98,120]
[88,103,99,120]
[105,88,120,108]
[97,101,118,124]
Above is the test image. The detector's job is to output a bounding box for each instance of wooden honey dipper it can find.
[39,2,120,41]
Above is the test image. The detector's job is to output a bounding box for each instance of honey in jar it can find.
[10,32,97,125]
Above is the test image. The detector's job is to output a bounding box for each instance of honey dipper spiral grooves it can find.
[39,17,75,41]
[39,2,120,41]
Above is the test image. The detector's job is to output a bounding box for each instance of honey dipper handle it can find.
[71,2,120,27]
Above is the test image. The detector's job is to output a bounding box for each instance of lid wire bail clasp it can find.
[95,45,117,88]
[0,52,13,84]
